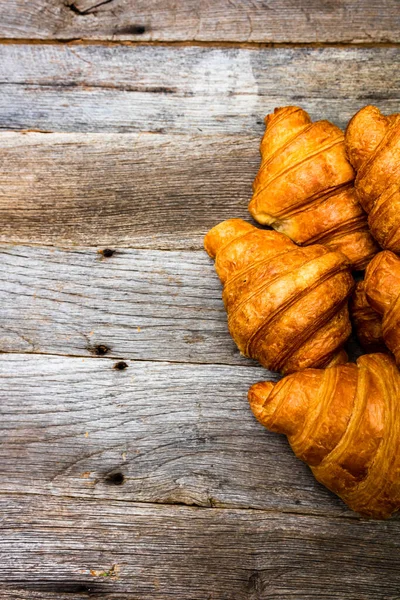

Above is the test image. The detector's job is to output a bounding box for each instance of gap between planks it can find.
[0,38,399,48]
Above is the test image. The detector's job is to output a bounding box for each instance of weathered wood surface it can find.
[0,245,255,365]
[1,4,400,597]
[0,132,255,247]
[0,244,363,363]
[0,45,398,133]
[1,494,400,600]
[0,0,399,42]
[0,352,355,516]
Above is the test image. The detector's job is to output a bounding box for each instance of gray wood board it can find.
[0,132,257,247]
[0,45,398,133]
[0,245,255,365]
[0,0,398,42]
[0,352,365,516]
[1,494,400,599]
[0,244,362,364]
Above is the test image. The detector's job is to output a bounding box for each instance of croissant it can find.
[364,250,400,364]
[249,106,378,270]
[249,353,400,519]
[345,105,400,252]
[349,281,386,353]
[204,218,354,374]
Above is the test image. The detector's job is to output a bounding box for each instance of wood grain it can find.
[0,132,256,247]
[0,244,363,364]
[0,0,398,42]
[1,494,400,599]
[0,352,365,516]
[0,45,398,133]
[0,245,255,365]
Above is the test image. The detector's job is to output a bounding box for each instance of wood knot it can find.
[99,248,115,258]
[114,361,128,370]
[247,571,264,597]
[105,472,125,486]
[90,344,110,356]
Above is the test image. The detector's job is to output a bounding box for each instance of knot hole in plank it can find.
[114,361,128,370]
[114,24,146,35]
[105,472,125,486]
[90,344,110,356]
[99,248,115,258]
[247,571,264,598]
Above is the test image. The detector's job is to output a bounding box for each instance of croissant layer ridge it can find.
[345,105,400,253]
[205,219,354,374]
[250,106,378,270]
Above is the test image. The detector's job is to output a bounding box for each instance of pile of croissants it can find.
[204,105,400,519]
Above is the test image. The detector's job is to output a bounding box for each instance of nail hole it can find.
[114,361,128,370]
[94,344,110,356]
[105,472,125,486]
[100,248,115,258]
[116,24,146,34]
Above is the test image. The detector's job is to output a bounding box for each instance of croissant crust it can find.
[204,219,353,374]
[249,106,378,270]
[249,353,400,519]
[364,250,400,365]
[345,105,400,253]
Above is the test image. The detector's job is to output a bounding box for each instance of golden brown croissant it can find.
[249,353,400,519]
[345,105,400,252]
[364,250,400,364]
[204,218,354,374]
[349,281,386,353]
[249,106,378,270]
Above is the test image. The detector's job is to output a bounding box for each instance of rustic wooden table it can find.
[1,1,400,598]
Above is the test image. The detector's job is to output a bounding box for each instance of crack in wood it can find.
[68,0,115,17]
[11,582,99,594]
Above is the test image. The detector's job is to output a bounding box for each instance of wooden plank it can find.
[0,132,256,248]
[0,245,255,365]
[0,45,398,133]
[0,352,365,516]
[0,0,398,42]
[0,244,363,364]
[1,494,400,599]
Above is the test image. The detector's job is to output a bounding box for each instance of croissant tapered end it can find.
[345,105,391,172]
[349,281,386,353]
[249,105,376,270]
[204,219,254,260]
[261,106,312,158]
[248,381,276,427]
[249,354,400,519]
[205,219,354,374]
